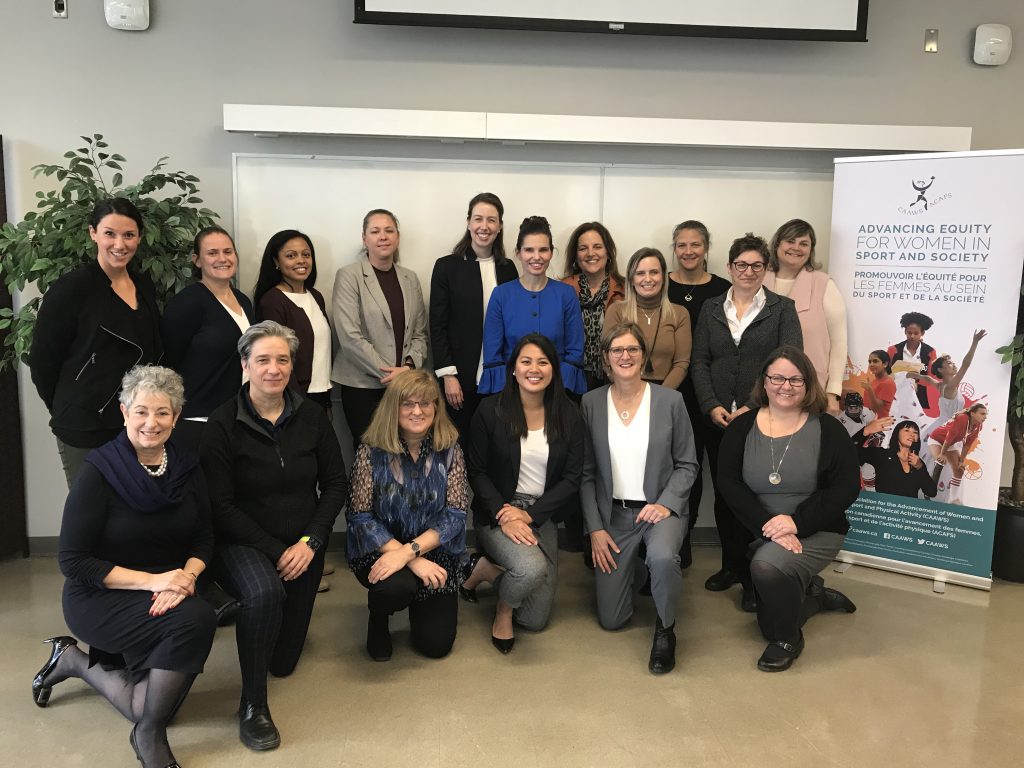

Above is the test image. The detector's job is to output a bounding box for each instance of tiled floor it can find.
[3,547,1023,767]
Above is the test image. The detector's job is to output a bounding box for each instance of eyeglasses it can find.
[609,346,642,358]
[765,374,806,387]
[731,261,766,273]
[400,399,436,412]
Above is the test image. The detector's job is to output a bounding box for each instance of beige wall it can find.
[2,1,1022,539]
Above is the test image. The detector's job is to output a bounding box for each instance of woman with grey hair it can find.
[33,365,217,768]
[201,320,348,752]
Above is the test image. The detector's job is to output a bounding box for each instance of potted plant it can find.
[994,278,1024,581]
[0,134,219,370]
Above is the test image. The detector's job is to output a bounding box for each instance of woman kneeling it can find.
[717,346,859,672]
[346,369,469,661]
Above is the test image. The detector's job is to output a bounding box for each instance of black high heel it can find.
[130,724,181,768]
[32,636,77,708]
[459,552,486,603]
[491,634,515,654]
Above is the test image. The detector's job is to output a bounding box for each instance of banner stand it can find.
[834,551,992,592]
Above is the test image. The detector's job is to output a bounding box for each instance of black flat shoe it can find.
[459,552,485,603]
[740,582,758,613]
[704,568,741,592]
[129,724,181,768]
[32,636,77,708]
[648,618,676,675]
[491,635,515,654]
[239,703,281,751]
[822,587,857,613]
[757,635,804,672]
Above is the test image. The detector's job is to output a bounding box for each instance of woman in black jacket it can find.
[30,198,162,488]
[429,192,518,438]
[161,226,254,452]
[717,347,858,672]
[200,321,347,752]
[465,334,583,653]
[689,232,802,610]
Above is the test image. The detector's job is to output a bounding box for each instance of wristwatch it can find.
[409,541,421,557]
[303,535,322,553]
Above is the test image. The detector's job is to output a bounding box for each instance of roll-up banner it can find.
[829,150,1024,590]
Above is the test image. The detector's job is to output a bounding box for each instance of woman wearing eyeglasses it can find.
[716,346,858,672]
[690,233,802,612]
[580,322,698,675]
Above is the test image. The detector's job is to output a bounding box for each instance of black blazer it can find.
[429,253,518,391]
[467,395,583,529]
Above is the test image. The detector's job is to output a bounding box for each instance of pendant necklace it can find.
[639,308,657,326]
[767,411,798,485]
[615,385,644,421]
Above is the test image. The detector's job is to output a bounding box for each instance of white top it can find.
[218,299,253,386]
[607,384,650,501]
[724,287,766,345]
[476,255,499,385]
[284,291,332,394]
[515,427,549,497]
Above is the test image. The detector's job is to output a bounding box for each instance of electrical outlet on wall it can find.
[52,0,68,19]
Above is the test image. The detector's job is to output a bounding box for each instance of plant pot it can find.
[993,496,1024,582]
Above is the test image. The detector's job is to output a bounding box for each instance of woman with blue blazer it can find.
[580,321,698,675]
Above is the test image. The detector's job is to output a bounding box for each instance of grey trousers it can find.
[476,519,559,632]
[595,506,684,630]
[56,438,94,490]
[750,531,846,592]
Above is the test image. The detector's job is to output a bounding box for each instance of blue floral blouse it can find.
[346,437,469,598]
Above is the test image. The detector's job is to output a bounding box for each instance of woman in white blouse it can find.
[465,334,583,654]
[580,322,698,675]
[252,229,333,413]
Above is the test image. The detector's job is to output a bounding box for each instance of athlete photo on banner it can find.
[829,150,1024,587]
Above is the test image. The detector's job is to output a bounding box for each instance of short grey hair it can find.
[119,365,185,412]
[237,320,300,362]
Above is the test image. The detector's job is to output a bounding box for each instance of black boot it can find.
[648,618,677,675]
[367,612,393,661]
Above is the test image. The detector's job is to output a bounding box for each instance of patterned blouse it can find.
[346,437,469,599]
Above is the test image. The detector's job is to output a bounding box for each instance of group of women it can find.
[29,194,862,767]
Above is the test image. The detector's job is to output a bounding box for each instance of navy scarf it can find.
[85,431,198,512]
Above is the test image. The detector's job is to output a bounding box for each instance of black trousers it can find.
[216,544,325,708]
[444,380,482,447]
[353,563,458,659]
[703,417,754,581]
[679,381,709,555]
[339,386,386,453]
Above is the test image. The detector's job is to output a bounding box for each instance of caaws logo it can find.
[898,175,952,215]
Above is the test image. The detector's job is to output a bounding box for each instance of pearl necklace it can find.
[140,448,168,478]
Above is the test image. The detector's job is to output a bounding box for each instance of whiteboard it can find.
[232,153,835,299]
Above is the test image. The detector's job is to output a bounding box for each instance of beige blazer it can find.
[331,259,428,389]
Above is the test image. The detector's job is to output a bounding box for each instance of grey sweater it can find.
[690,288,803,416]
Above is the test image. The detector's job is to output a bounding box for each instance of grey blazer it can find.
[331,259,429,389]
[580,383,699,534]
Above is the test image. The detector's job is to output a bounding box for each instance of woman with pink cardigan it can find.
[763,219,847,414]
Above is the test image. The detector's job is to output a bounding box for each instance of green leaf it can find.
[112,173,123,188]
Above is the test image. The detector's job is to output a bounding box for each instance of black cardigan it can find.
[467,395,583,529]
[717,409,858,538]
[256,286,330,394]
[160,282,254,418]
[852,428,938,499]
[690,288,802,416]
[429,253,518,390]
[30,261,162,447]
[200,388,348,561]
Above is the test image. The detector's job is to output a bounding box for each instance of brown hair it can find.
[768,219,819,272]
[599,321,649,379]
[750,345,828,414]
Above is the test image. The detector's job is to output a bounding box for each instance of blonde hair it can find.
[621,247,677,325]
[361,369,459,454]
